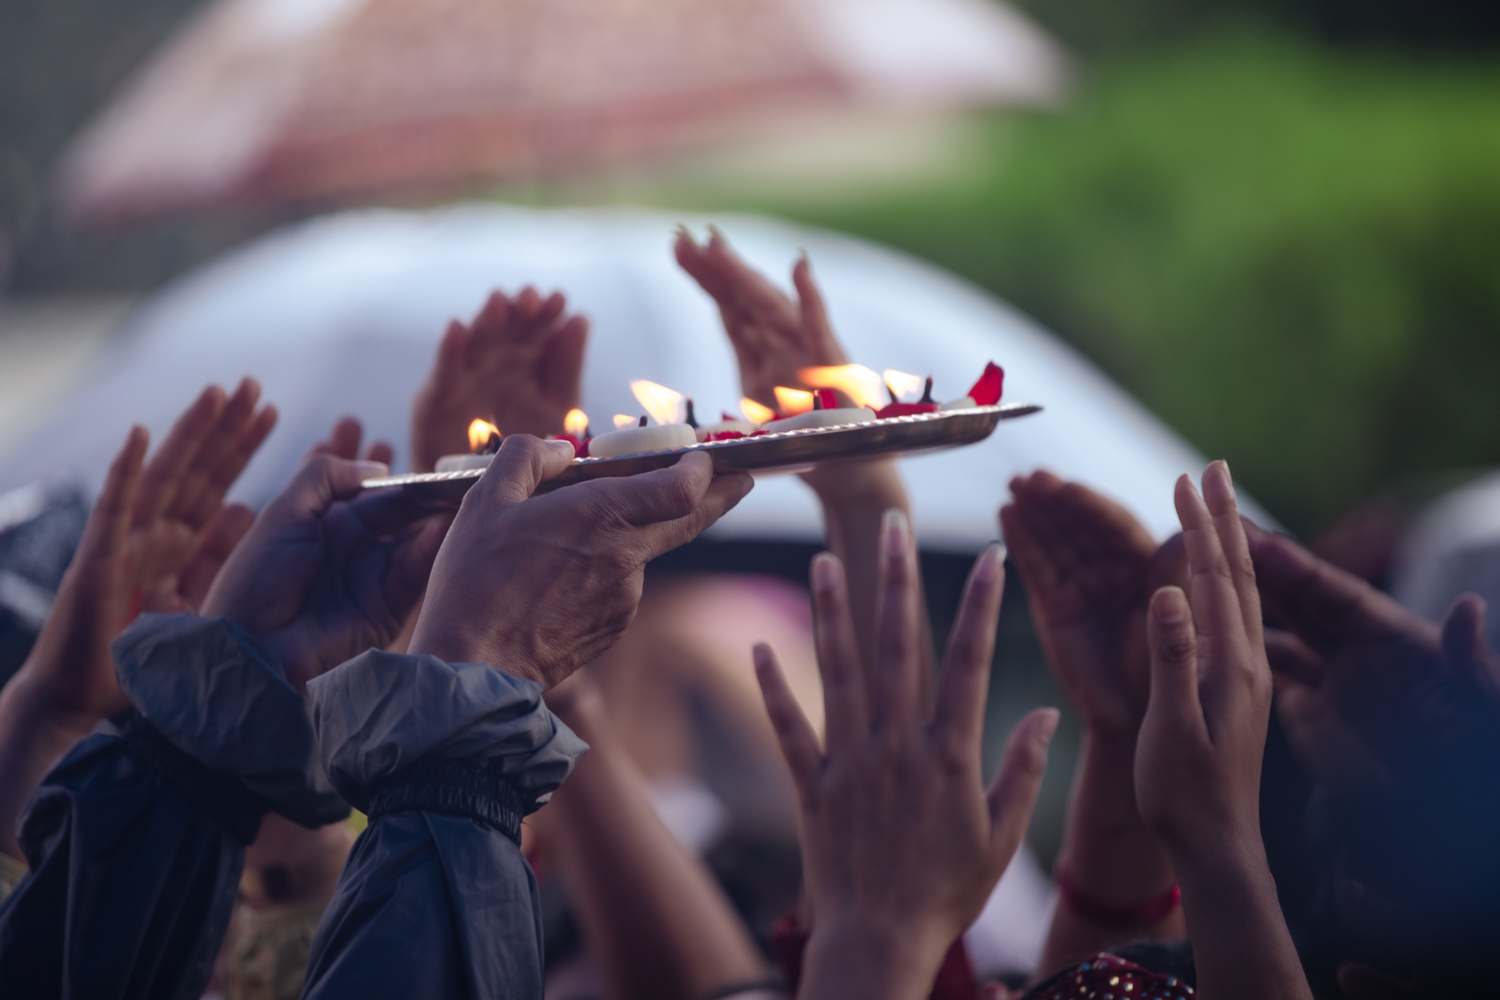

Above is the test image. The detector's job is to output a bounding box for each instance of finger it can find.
[308,416,364,461]
[177,502,256,610]
[79,425,150,564]
[753,642,823,810]
[513,285,542,325]
[1200,460,1264,654]
[998,503,1059,599]
[986,707,1059,866]
[385,512,456,623]
[934,543,1006,756]
[537,314,588,405]
[871,507,922,729]
[809,551,869,752]
[1144,585,1206,739]
[133,385,225,528]
[1175,472,1252,690]
[791,253,844,361]
[705,227,801,330]
[469,290,511,351]
[590,450,716,527]
[624,469,754,562]
[364,440,395,467]
[1441,593,1500,702]
[272,453,388,521]
[1264,628,1326,688]
[473,434,576,506]
[528,290,567,336]
[1147,531,1189,592]
[168,377,262,525]
[184,402,278,527]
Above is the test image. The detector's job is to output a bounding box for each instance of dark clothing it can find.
[0,614,345,1000]
[302,650,585,1000]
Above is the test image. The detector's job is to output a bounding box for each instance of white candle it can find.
[770,406,877,432]
[588,422,698,458]
[940,395,977,411]
[435,453,495,472]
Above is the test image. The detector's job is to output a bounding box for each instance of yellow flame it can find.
[799,364,886,409]
[468,419,501,451]
[612,414,636,429]
[630,379,683,426]
[882,369,925,401]
[773,386,815,416]
[740,398,776,425]
[564,408,589,438]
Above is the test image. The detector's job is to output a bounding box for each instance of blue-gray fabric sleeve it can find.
[0,612,345,1000]
[302,650,586,1000]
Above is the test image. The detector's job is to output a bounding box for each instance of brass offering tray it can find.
[362,403,1041,509]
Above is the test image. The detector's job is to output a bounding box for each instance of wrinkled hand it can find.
[1002,471,1185,740]
[1245,521,1500,789]
[1134,463,1271,868]
[675,226,846,412]
[755,512,1057,1000]
[409,441,752,687]
[201,420,452,688]
[19,382,275,724]
[410,287,588,472]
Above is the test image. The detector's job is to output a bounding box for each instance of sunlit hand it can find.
[409,440,752,687]
[18,381,275,724]
[755,512,1057,1000]
[1002,471,1185,740]
[201,420,452,689]
[674,226,846,412]
[410,287,589,472]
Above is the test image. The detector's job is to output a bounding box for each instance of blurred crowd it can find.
[0,226,1496,1000]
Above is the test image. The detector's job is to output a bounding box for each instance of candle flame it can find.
[799,364,886,409]
[882,369,925,401]
[630,379,683,425]
[773,386,815,416]
[740,398,776,424]
[564,408,589,438]
[468,419,501,452]
[612,414,636,429]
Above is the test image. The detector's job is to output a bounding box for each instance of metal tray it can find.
[361,402,1041,508]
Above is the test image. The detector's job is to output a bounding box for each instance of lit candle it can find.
[435,419,503,472]
[589,414,698,458]
[876,372,939,418]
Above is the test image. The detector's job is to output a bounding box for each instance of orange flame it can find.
[468,419,501,451]
[740,398,776,424]
[773,386,815,416]
[630,380,684,425]
[564,408,589,438]
[882,369,925,402]
[612,414,636,429]
[799,364,886,409]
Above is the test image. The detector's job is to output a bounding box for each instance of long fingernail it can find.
[1035,707,1061,744]
[974,542,1005,583]
[1217,459,1236,501]
[882,507,909,556]
[811,551,839,592]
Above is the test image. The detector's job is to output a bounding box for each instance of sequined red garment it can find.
[1027,953,1193,1000]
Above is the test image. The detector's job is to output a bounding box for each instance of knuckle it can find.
[1160,630,1198,664]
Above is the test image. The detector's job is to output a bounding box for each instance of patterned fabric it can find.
[1026,953,1195,1000]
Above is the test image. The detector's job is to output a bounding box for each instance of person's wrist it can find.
[4,665,103,740]
[802,459,907,506]
[407,615,546,687]
[801,915,949,1000]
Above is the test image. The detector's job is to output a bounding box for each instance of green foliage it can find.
[783,33,1500,532]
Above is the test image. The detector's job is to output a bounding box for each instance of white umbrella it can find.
[0,205,1263,549]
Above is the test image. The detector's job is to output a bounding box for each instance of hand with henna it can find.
[410,287,589,472]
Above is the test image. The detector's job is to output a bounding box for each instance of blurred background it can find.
[2,0,1499,865]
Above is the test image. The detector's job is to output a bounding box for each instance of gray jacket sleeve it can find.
[301,651,586,1000]
[0,613,346,1000]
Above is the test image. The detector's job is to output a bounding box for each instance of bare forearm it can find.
[1175,847,1311,1000]
[1040,732,1183,975]
[798,920,943,1000]
[0,671,93,859]
[546,709,766,1000]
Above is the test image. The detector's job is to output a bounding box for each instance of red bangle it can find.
[1055,864,1181,927]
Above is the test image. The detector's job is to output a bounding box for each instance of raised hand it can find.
[674,226,846,411]
[754,511,1057,1000]
[410,287,589,472]
[1001,471,1185,739]
[201,419,452,689]
[408,442,752,687]
[1134,462,1311,1000]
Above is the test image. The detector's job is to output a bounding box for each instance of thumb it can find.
[986,707,1059,868]
[1145,585,1205,737]
[1441,593,1500,703]
[276,453,387,521]
[474,434,576,506]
